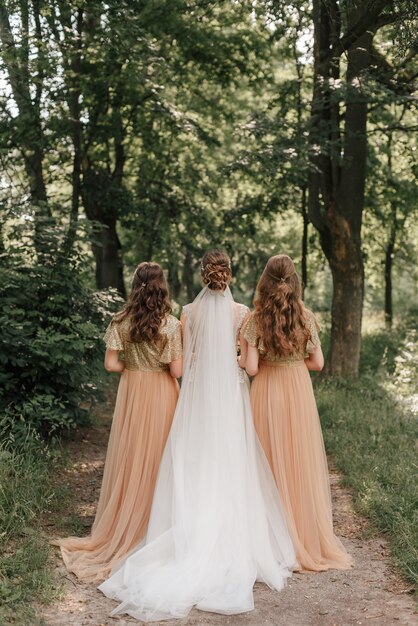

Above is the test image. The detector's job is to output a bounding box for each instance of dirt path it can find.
[41,393,417,626]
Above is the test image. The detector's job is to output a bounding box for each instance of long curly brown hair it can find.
[201,250,232,291]
[254,254,307,356]
[115,262,172,343]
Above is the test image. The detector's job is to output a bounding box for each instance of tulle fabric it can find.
[251,360,353,572]
[57,369,179,582]
[99,287,297,621]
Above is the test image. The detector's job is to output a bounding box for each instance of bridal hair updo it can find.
[115,262,171,343]
[201,250,232,291]
[254,254,307,357]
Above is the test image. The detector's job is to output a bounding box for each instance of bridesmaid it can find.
[240,254,352,572]
[57,262,182,582]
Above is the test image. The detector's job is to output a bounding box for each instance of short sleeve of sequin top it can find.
[103,319,123,350]
[242,312,259,348]
[305,309,321,353]
[160,317,183,364]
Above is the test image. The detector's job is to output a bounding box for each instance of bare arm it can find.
[304,345,324,371]
[169,357,182,378]
[238,334,248,369]
[245,344,260,377]
[165,312,186,379]
[104,349,125,373]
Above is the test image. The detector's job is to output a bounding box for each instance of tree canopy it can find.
[1,0,417,380]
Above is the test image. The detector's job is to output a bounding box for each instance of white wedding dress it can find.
[99,286,297,621]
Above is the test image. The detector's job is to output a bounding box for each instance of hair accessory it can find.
[280,277,286,283]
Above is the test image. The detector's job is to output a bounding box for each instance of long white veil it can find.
[99,286,296,621]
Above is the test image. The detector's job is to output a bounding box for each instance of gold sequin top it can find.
[103,314,182,372]
[242,308,321,364]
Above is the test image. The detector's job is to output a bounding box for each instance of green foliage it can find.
[0,446,60,625]
[0,215,122,445]
[317,323,418,588]
[1,0,416,324]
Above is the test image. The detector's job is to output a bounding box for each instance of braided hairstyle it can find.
[115,262,171,343]
[201,250,232,291]
[254,254,307,356]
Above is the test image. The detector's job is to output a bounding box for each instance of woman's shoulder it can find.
[241,309,259,346]
[110,312,132,331]
[234,302,250,328]
[302,306,319,327]
[234,301,250,313]
[109,309,125,322]
[104,312,127,350]
[301,306,321,350]
[161,314,181,336]
[182,302,192,316]
[243,308,256,324]
[302,305,314,314]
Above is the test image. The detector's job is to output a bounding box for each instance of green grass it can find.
[0,316,416,625]
[0,447,62,626]
[56,509,88,537]
[317,321,418,589]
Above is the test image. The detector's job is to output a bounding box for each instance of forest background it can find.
[0,1,417,624]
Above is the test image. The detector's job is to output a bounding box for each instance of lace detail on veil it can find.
[236,304,250,384]
[236,303,250,337]
[182,303,196,380]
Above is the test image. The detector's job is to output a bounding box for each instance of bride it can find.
[99,250,297,621]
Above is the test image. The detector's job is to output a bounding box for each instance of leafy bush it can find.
[0,215,122,445]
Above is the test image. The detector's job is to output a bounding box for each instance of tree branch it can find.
[327,0,394,62]
[0,0,31,108]
[32,0,45,110]
[367,124,418,134]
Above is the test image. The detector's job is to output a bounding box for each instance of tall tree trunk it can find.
[384,234,395,328]
[0,0,49,219]
[384,132,398,329]
[325,228,364,376]
[384,200,398,329]
[308,0,372,377]
[323,30,371,376]
[94,220,126,296]
[168,264,182,300]
[292,36,309,292]
[0,212,5,255]
[301,186,308,290]
[46,3,87,250]
[82,168,126,297]
[24,144,48,205]
[183,250,196,302]
[66,7,84,250]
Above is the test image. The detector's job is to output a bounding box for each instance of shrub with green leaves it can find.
[0,215,122,445]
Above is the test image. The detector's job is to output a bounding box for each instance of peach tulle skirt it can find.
[58,369,179,583]
[250,360,353,572]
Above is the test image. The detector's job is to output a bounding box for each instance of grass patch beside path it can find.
[0,447,62,626]
[317,324,418,589]
[0,321,416,624]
